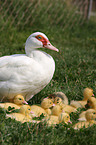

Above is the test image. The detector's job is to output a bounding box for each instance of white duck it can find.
[0,32,58,101]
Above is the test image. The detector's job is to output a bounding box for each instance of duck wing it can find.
[0,54,46,99]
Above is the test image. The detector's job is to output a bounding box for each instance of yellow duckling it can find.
[31,98,55,117]
[58,112,72,124]
[48,92,68,105]
[6,105,33,123]
[31,105,47,117]
[51,104,64,116]
[46,112,71,126]
[73,109,96,129]
[62,104,78,114]
[46,115,59,125]
[0,95,28,110]
[54,97,79,114]
[41,98,55,115]
[45,104,63,125]
[70,88,94,108]
[78,97,96,121]
[46,103,72,126]
[85,97,96,109]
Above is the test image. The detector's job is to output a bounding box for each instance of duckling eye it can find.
[93,112,96,114]
[19,98,22,100]
[57,101,59,104]
[50,102,52,104]
[28,109,30,110]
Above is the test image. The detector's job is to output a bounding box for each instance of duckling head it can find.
[19,105,32,115]
[48,92,68,105]
[58,112,72,124]
[41,98,55,109]
[54,97,62,105]
[83,88,94,100]
[13,95,28,105]
[53,92,68,105]
[85,109,96,121]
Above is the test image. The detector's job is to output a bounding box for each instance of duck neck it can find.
[25,45,34,57]
[25,37,42,57]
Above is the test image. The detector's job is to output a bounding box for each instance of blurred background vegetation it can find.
[0,0,96,31]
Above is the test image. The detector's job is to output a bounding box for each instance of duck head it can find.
[25,32,59,56]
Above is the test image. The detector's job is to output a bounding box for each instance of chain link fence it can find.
[0,0,93,32]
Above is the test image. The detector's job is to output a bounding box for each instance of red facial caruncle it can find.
[35,35,49,47]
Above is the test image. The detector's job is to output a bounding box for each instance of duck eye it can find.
[19,98,22,100]
[57,101,59,104]
[28,109,30,110]
[38,36,42,39]
[93,112,96,114]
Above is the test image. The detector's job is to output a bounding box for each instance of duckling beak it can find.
[52,103,55,106]
[22,100,28,104]
[44,43,59,52]
[43,97,48,100]
[30,111,34,114]
[68,120,72,124]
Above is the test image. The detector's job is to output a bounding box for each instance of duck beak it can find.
[22,100,28,104]
[44,43,59,52]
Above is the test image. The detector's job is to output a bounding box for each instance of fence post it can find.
[87,0,93,19]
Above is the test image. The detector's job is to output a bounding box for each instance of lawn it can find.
[0,20,96,144]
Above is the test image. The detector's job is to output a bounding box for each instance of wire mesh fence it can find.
[0,0,93,32]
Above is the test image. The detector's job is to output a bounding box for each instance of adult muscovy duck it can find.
[0,32,58,101]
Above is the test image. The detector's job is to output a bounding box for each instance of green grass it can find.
[0,20,96,144]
